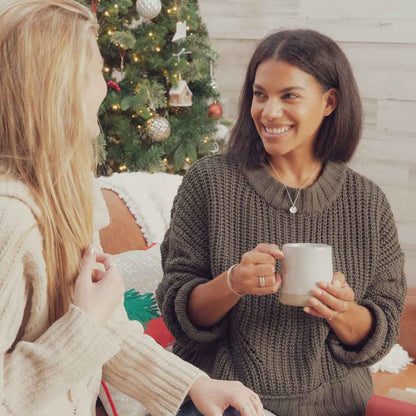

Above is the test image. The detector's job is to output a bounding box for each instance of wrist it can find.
[189,376,209,399]
[329,302,374,346]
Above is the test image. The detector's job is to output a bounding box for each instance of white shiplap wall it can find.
[199,0,416,285]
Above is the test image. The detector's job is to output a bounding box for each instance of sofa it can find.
[97,188,416,416]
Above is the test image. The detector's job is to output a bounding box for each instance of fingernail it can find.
[310,298,318,306]
[315,289,322,296]
[319,281,328,288]
[274,249,284,256]
[303,307,309,313]
[87,245,95,256]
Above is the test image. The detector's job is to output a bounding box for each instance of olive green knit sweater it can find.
[157,154,406,416]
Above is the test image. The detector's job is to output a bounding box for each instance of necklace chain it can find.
[268,160,320,214]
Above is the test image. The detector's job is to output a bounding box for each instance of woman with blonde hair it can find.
[0,1,264,415]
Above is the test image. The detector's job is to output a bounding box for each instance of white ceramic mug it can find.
[279,243,333,307]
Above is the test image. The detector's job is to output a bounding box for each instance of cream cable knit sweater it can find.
[0,178,205,416]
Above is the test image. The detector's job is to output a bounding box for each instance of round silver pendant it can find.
[289,206,297,214]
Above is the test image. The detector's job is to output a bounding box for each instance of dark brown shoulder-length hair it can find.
[226,29,363,169]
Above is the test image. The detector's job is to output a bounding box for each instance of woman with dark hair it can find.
[157,29,406,416]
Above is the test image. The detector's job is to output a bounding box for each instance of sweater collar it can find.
[242,160,347,214]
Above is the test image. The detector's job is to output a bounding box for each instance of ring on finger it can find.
[327,311,339,321]
[341,301,348,313]
[105,262,117,271]
[259,276,266,288]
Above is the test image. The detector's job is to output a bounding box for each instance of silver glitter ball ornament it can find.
[135,0,162,19]
[146,116,171,142]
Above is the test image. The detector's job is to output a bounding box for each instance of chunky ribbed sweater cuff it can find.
[4,304,120,415]
[103,319,207,416]
[175,277,229,343]
[328,298,391,367]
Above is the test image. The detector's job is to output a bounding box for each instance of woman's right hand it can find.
[229,244,283,296]
[73,246,125,326]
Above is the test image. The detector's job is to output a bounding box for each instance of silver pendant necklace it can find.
[268,160,320,214]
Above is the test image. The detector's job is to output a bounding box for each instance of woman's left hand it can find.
[188,377,264,416]
[303,272,355,321]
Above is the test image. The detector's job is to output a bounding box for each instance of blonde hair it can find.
[0,0,100,322]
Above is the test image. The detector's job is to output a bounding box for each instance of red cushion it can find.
[366,395,416,416]
[144,316,175,348]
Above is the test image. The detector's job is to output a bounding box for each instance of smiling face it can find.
[250,59,337,161]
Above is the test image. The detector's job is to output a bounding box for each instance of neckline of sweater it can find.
[242,160,348,214]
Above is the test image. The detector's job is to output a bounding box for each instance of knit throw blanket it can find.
[97,171,183,245]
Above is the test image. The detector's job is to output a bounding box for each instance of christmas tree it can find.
[77,0,227,174]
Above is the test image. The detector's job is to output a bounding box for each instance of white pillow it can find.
[114,244,163,293]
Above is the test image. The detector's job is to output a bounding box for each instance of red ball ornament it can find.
[107,80,121,92]
[208,103,223,119]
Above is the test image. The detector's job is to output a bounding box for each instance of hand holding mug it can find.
[303,272,355,321]
[279,243,333,306]
[228,243,283,296]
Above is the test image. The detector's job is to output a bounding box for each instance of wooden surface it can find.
[398,287,416,359]
[198,0,416,286]
[372,364,416,397]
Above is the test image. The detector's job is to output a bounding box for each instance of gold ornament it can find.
[146,116,171,142]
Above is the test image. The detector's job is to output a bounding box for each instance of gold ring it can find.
[259,276,266,288]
